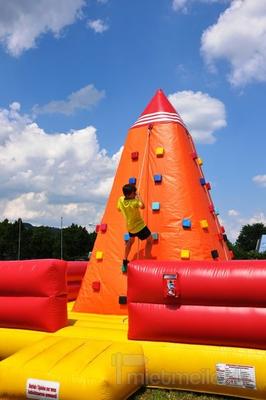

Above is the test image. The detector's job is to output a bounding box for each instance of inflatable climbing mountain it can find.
[74,89,231,315]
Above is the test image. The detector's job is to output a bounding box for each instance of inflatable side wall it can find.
[66,261,88,301]
[128,260,266,349]
[0,259,68,332]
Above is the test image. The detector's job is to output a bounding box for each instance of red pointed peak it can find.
[131,89,186,129]
[141,89,177,116]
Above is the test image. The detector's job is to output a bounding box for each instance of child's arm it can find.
[136,191,145,209]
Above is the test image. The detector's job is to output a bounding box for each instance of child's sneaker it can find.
[122,259,129,273]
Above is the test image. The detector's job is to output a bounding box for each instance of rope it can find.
[187,131,229,260]
[136,124,152,259]
[137,125,152,192]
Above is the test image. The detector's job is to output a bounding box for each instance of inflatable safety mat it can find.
[0,336,144,400]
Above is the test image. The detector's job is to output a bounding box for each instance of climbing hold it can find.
[155,147,164,157]
[124,233,130,241]
[95,251,103,260]
[181,249,190,259]
[154,174,162,183]
[100,223,107,233]
[209,204,215,213]
[152,232,159,240]
[182,219,192,229]
[217,233,223,241]
[152,202,160,211]
[129,177,137,184]
[211,249,219,259]
[200,219,209,229]
[197,157,203,166]
[95,224,101,233]
[131,151,139,160]
[92,281,101,292]
[191,151,198,159]
[200,178,206,186]
[205,182,211,190]
[119,295,127,305]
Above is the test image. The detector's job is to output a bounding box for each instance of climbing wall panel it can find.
[74,89,231,315]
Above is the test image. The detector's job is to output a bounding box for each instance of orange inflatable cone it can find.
[74,89,231,315]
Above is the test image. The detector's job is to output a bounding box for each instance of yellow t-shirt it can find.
[117,196,145,234]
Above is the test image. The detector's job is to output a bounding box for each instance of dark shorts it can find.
[129,226,151,241]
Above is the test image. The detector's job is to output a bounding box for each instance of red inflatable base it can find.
[0,296,67,332]
[128,303,266,349]
[128,260,266,349]
[0,259,67,332]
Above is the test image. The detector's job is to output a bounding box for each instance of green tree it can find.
[88,231,96,252]
[0,219,19,259]
[232,223,266,260]
[236,223,266,252]
[24,226,57,259]
[0,219,96,260]
[62,224,92,260]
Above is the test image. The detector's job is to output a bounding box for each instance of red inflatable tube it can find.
[0,259,68,332]
[0,296,67,332]
[67,290,80,301]
[66,261,88,282]
[128,260,266,306]
[127,260,266,349]
[67,281,82,290]
[128,303,266,349]
[0,259,67,297]
[67,281,81,301]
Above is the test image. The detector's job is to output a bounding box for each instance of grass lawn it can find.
[0,385,239,400]
[0,389,239,400]
[130,388,236,400]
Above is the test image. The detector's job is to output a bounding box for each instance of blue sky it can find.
[0,0,265,241]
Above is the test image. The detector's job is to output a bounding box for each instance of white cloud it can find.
[4,192,48,220]
[168,90,226,143]
[32,84,105,116]
[201,0,266,86]
[253,175,266,187]
[0,103,121,228]
[87,19,109,33]
[223,211,266,242]
[248,212,266,225]
[0,0,85,56]
[172,0,227,12]
[228,209,239,217]
[172,0,188,11]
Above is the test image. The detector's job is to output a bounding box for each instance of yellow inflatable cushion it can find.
[0,336,145,400]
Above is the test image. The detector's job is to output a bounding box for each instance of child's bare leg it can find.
[124,236,135,260]
[145,235,153,258]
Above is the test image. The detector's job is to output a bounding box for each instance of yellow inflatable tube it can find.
[0,328,46,359]
[0,336,145,400]
[142,341,266,399]
[56,325,128,342]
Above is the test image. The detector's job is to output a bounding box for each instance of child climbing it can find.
[117,183,153,268]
